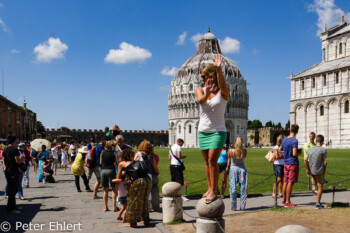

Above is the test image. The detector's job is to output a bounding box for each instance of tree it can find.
[285,120,290,130]
[45,136,53,142]
[36,121,46,138]
[248,119,263,129]
[276,122,282,128]
[265,120,274,127]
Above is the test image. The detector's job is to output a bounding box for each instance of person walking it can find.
[100,141,118,212]
[196,54,230,203]
[272,135,285,198]
[169,139,186,186]
[279,124,302,207]
[113,149,151,227]
[71,146,91,192]
[303,132,317,193]
[50,143,59,175]
[228,137,248,211]
[61,145,69,171]
[3,135,25,213]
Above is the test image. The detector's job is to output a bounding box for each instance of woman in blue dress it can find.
[37,145,50,182]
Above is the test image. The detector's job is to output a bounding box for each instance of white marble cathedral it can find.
[290,16,350,148]
[168,30,249,148]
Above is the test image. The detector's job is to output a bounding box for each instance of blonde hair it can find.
[276,135,285,146]
[104,140,114,151]
[0,144,4,150]
[234,137,244,159]
[201,64,218,89]
[120,149,134,162]
[138,139,153,155]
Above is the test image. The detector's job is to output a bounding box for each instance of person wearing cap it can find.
[71,146,92,192]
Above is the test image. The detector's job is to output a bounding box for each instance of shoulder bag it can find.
[170,149,185,171]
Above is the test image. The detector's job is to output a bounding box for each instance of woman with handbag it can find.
[272,135,285,198]
[113,148,152,228]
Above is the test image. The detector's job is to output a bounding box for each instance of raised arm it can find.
[213,54,230,100]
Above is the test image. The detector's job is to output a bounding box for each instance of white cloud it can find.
[33,37,68,63]
[219,37,240,54]
[11,49,21,54]
[308,0,350,35]
[190,33,204,46]
[0,18,9,33]
[176,31,187,45]
[161,66,178,76]
[104,42,152,64]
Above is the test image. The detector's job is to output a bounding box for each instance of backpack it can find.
[86,147,97,169]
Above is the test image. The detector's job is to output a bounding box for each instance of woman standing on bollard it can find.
[228,137,248,211]
[196,54,230,204]
[272,135,285,198]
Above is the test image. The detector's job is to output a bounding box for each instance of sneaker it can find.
[315,203,324,209]
[323,180,328,185]
[284,202,296,207]
[282,201,286,206]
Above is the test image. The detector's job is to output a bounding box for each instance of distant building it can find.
[247,127,289,147]
[0,95,37,142]
[168,30,249,147]
[290,16,350,148]
[45,127,168,146]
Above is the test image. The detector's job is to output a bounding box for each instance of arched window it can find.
[178,126,181,134]
[180,85,183,93]
[301,80,305,90]
[323,75,327,86]
[339,43,343,54]
[189,83,193,91]
[226,105,229,114]
[320,105,324,116]
[312,78,315,88]
[188,125,192,134]
[323,48,326,61]
[345,100,349,113]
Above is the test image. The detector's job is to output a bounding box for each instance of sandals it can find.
[220,195,225,199]
[205,195,218,204]
[202,189,211,198]
[20,196,26,200]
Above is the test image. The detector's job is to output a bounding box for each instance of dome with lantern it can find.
[168,29,249,147]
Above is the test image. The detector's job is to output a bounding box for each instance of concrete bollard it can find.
[196,198,225,233]
[151,175,160,211]
[275,225,312,233]
[162,182,183,223]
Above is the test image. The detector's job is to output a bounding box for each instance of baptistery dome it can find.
[168,30,249,147]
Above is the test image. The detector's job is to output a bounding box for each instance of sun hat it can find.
[78,146,89,154]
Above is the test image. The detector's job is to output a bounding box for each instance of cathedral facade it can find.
[290,17,350,148]
[168,31,249,148]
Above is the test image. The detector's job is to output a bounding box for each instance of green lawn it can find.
[154,148,350,196]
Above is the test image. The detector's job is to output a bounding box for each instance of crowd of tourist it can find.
[0,132,160,228]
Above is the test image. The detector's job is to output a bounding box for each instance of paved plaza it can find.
[1,163,349,233]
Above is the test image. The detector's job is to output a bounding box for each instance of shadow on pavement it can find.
[0,203,42,233]
[26,196,59,201]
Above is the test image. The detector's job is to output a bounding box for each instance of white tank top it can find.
[198,89,227,132]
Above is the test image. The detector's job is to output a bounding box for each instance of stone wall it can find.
[247,128,289,147]
[45,128,169,147]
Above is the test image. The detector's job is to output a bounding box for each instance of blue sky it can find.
[1,0,350,130]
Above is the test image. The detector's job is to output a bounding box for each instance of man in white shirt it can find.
[50,143,59,175]
[169,138,186,185]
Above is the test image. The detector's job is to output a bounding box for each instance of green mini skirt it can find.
[198,131,227,150]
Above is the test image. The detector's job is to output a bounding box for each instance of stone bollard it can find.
[151,174,160,211]
[196,198,225,233]
[275,225,312,233]
[162,182,183,223]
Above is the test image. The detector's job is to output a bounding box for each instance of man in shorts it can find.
[169,138,186,186]
[305,134,327,209]
[279,124,302,207]
[303,132,317,192]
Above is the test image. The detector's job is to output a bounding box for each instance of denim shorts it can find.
[118,196,128,205]
[273,164,284,177]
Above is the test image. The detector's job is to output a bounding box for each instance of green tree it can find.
[45,136,53,142]
[276,122,282,128]
[285,120,290,130]
[36,121,46,138]
[265,120,274,127]
[249,119,263,129]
